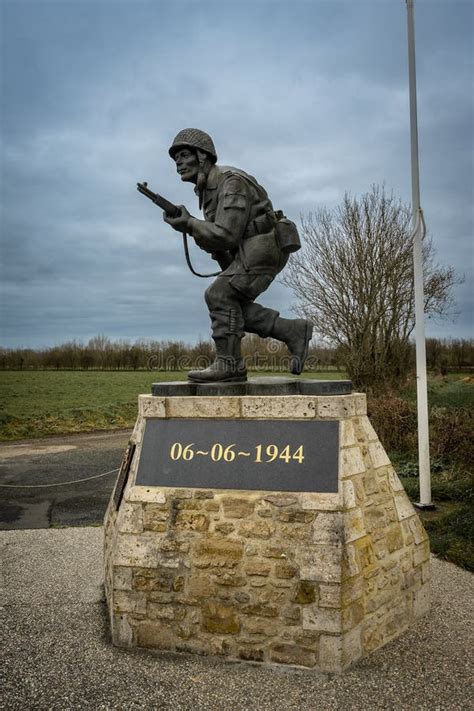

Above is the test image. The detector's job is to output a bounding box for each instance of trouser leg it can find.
[187,277,248,382]
[204,277,245,340]
[241,301,279,338]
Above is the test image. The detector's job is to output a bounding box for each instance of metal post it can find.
[405,0,433,508]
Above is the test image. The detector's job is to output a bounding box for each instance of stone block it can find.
[368,442,391,470]
[114,533,160,568]
[279,523,312,541]
[194,489,214,499]
[184,575,215,600]
[126,486,166,504]
[241,396,316,419]
[413,540,430,567]
[277,510,315,523]
[340,419,357,447]
[385,524,404,553]
[343,508,366,543]
[138,396,166,418]
[166,396,241,419]
[193,537,244,568]
[135,622,178,649]
[113,590,147,615]
[214,570,246,587]
[342,544,360,579]
[342,601,364,631]
[239,520,275,539]
[239,647,265,662]
[318,583,341,608]
[214,522,234,535]
[364,507,389,534]
[243,618,278,636]
[317,396,355,419]
[118,503,143,534]
[134,568,175,592]
[318,635,342,672]
[363,473,379,495]
[353,394,367,415]
[130,416,145,445]
[113,566,133,591]
[274,561,298,579]
[297,544,342,583]
[408,516,428,545]
[294,581,317,604]
[148,603,186,621]
[264,494,298,507]
[359,416,378,442]
[422,561,431,584]
[202,601,241,634]
[388,467,405,492]
[394,492,416,522]
[112,614,134,647]
[222,497,255,518]
[341,447,365,478]
[241,603,278,618]
[174,510,210,532]
[244,560,271,577]
[270,644,317,668]
[312,512,343,545]
[260,545,287,559]
[342,480,357,509]
[303,606,341,633]
[300,493,341,511]
[341,577,364,606]
[342,626,362,666]
[143,504,168,532]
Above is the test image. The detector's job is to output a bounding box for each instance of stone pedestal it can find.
[103,381,430,672]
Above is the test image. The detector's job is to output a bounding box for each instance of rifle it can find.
[136,181,222,278]
[136,182,180,218]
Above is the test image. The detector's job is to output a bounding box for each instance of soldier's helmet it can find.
[168,128,217,163]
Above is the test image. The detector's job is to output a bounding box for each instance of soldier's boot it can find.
[270,318,313,375]
[187,336,247,383]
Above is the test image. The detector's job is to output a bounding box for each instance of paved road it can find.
[0,430,131,530]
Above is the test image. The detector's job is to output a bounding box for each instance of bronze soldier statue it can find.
[161,128,313,383]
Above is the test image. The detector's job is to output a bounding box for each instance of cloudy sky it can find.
[1,0,472,348]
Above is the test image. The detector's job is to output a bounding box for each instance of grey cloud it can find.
[1,0,472,347]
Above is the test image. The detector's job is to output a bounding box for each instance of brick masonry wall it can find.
[103,393,430,672]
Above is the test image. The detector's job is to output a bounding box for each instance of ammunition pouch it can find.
[244,212,277,239]
[244,210,301,254]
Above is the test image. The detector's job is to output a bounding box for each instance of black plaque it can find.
[135,419,338,493]
[113,442,136,509]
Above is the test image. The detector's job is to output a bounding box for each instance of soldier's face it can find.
[174,148,199,183]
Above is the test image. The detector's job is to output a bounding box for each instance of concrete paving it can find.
[1,526,473,710]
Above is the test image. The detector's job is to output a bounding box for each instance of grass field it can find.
[0,369,348,440]
[1,368,472,570]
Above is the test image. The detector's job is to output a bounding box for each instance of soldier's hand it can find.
[163,205,192,233]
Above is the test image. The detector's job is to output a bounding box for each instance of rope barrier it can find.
[0,467,119,489]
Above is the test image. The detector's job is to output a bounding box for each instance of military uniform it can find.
[166,128,312,382]
[188,164,288,343]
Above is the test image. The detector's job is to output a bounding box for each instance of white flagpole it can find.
[405,0,433,508]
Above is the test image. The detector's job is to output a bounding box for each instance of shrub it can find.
[368,397,473,470]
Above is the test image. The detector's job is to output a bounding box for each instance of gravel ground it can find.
[1,527,473,710]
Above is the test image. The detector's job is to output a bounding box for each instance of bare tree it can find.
[283,186,458,393]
